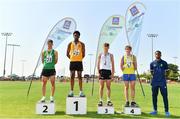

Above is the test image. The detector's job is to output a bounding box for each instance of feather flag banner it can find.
[125,2,146,97]
[37,17,77,67]
[125,2,146,56]
[97,15,124,55]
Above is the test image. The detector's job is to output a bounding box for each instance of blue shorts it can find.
[123,74,136,81]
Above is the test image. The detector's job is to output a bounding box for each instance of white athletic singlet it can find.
[99,53,112,70]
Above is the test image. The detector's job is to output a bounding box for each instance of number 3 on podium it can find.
[105,108,108,113]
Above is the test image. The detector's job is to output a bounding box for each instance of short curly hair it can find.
[73,31,80,36]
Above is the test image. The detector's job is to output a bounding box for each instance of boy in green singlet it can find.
[40,39,58,103]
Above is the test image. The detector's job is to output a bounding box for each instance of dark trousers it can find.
[151,85,169,112]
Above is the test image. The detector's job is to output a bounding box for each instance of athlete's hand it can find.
[111,73,114,81]
[98,73,101,80]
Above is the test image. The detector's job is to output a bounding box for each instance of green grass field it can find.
[0,81,180,118]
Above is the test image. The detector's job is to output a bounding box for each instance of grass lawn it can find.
[0,81,180,118]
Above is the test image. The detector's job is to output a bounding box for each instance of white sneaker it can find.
[50,96,54,103]
[79,91,85,97]
[40,96,46,102]
[68,91,74,97]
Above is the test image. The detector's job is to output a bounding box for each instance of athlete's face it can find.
[73,33,80,41]
[47,42,53,49]
[155,52,161,60]
[125,48,131,54]
[104,46,109,52]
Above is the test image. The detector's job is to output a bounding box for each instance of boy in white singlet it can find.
[97,43,115,106]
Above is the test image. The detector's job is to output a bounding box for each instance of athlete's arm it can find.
[120,56,124,71]
[41,51,44,64]
[54,50,58,64]
[82,42,85,58]
[150,63,154,75]
[97,54,101,73]
[110,54,115,77]
[66,43,71,59]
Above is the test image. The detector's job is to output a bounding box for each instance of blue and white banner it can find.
[125,2,146,56]
[35,17,77,73]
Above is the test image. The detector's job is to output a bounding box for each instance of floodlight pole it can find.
[1,32,13,77]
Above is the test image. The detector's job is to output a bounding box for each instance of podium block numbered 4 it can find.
[36,102,55,114]
[97,106,114,114]
[123,106,141,115]
[66,97,87,114]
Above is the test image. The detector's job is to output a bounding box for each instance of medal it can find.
[73,42,80,56]
[104,53,108,65]
[126,55,132,68]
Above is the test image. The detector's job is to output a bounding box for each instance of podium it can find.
[36,101,55,114]
[66,96,87,114]
[97,106,114,114]
[123,106,141,115]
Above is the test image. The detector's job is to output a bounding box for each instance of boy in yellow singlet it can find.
[120,45,138,107]
[66,31,85,97]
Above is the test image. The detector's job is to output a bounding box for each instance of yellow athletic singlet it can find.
[123,55,136,74]
[70,41,83,62]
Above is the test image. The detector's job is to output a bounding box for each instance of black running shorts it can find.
[99,69,112,80]
[41,69,56,77]
[69,61,83,71]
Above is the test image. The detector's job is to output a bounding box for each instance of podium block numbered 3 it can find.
[36,102,55,114]
[123,106,141,115]
[98,106,114,114]
[66,97,87,114]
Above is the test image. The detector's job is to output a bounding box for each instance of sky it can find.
[0,0,180,76]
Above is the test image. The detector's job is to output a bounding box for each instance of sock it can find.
[100,98,103,102]
[107,97,111,102]
[41,96,46,100]
[70,90,73,93]
[131,100,135,103]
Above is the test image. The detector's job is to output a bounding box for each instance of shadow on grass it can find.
[53,111,180,118]
[55,111,66,115]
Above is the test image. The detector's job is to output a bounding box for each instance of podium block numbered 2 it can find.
[36,102,55,114]
[97,106,114,114]
[66,97,87,114]
[123,106,141,115]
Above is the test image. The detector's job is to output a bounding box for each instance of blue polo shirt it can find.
[150,59,168,86]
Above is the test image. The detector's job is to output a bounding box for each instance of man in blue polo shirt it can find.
[149,50,170,117]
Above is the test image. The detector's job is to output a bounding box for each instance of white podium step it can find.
[97,106,114,114]
[123,106,141,115]
[66,96,87,114]
[36,101,55,114]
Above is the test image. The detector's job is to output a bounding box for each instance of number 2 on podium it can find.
[43,105,48,113]
[74,101,78,111]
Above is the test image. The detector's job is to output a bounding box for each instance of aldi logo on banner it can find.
[112,17,119,25]
[130,5,139,16]
[63,20,71,29]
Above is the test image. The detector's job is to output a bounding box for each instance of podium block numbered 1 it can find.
[66,97,87,114]
[123,106,141,115]
[97,106,114,114]
[36,102,55,114]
